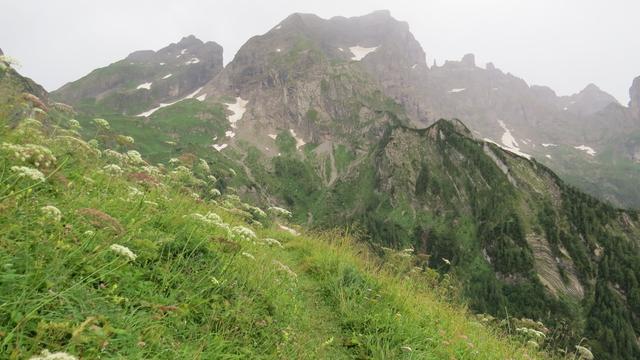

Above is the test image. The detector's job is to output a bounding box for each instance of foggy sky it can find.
[1,0,638,103]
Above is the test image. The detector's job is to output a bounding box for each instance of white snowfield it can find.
[225,97,249,128]
[542,143,557,147]
[196,93,207,101]
[349,46,379,61]
[213,144,228,151]
[159,62,166,65]
[162,74,172,79]
[483,120,532,160]
[546,154,552,159]
[275,24,282,30]
[290,129,306,149]
[411,64,418,69]
[276,48,282,52]
[268,134,277,140]
[225,130,236,138]
[136,82,152,90]
[185,58,200,65]
[448,88,466,93]
[136,87,203,117]
[181,49,188,55]
[337,47,344,52]
[575,145,597,156]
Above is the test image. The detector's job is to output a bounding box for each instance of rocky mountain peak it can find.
[461,53,476,67]
[630,75,640,116]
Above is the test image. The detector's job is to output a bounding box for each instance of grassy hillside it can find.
[0,67,555,359]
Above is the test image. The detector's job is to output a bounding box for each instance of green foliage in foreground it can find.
[0,86,548,359]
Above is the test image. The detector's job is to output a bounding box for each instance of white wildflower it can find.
[209,188,221,197]
[575,345,594,360]
[40,205,62,222]
[93,118,110,130]
[198,158,210,172]
[117,135,135,145]
[516,327,546,339]
[273,260,297,278]
[11,166,45,181]
[126,150,145,165]
[190,192,200,200]
[110,244,137,261]
[442,258,451,265]
[84,230,95,237]
[228,168,236,176]
[207,175,217,182]
[88,139,99,148]
[68,119,81,130]
[168,158,180,165]
[2,143,56,168]
[241,252,255,260]
[232,226,257,241]
[267,206,292,218]
[244,204,266,219]
[103,149,126,162]
[262,238,283,248]
[103,164,123,175]
[29,349,77,360]
[144,200,158,206]
[128,186,143,198]
[400,346,412,352]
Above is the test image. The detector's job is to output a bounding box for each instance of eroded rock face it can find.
[52,35,223,115]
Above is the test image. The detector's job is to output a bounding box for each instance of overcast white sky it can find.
[1,0,638,103]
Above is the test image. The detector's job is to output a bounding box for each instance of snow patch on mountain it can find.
[448,88,466,93]
[136,87,203,117]
[162,74,172,79]
[290,129,306,149]
[136,82,152,90]
[185,58,200,65]
[542,143,557,147]
[225,97,249,128]
[213,144,228,151]
[349,46,378,61]
[574,145,596,156]
[196,93,207,101]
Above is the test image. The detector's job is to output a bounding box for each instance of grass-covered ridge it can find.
[0,74,552,358]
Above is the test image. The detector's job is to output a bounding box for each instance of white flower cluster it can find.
[168,158,180,165]
[273,260,297,278]
[103,164,123,175]
[262,238,283,248]
[104,149,127,163]
[93,118,110,130]
[209,188,221,197]
[575,345,594,360]
[187,212,231,234]
[232,226,257,242]
[117,135,135,145]
[126,150,146,165]
[207,175,217,183]
[40,205,62,222]
[241,252,255,260]
[198,158,210,172]
[140,165,162,177]
[2,142,56,168]
[128,186,143,198]
[68,119,81,130]
[110,244,137,261]
[29,349,77,360]
[267,206,292,218]
[243,204,266,219]
[11,166,45,181]
[516,327,546,339]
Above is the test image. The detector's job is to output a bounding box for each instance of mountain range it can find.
[11,9,638,359]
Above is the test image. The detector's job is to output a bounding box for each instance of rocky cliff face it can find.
[52,35,223,115]
[631,76,640,118]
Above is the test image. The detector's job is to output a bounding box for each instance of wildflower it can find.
[273,260,297,278]
[126,150,145,165]
[103,149,126,162]
[84,230,95,237]
[128,186,143,198]
[198,158,210,172]
[232,226,257,241]
[400,346,412,352]
[243,204,266,219]
[442,258,451,265]
[117,135,135,145]
[209,188,221,197]
[103,164,123,175]
[110,244,137,261]
[228,168,236,176]
[575,345,594,360]
[68,119,81,130]
[2,143,56,168]
[88,139,99,148]
[29,349,77,360]
[267,206,292,218]
[516,327,546,339]
[241,252,255,260]
[40,205,62,222]
[207,175,217,182]
[527,340,539,349]
[168,158,180,165]
[93,118,110,130]
[262,238,283,248]
[11,166,45,181]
